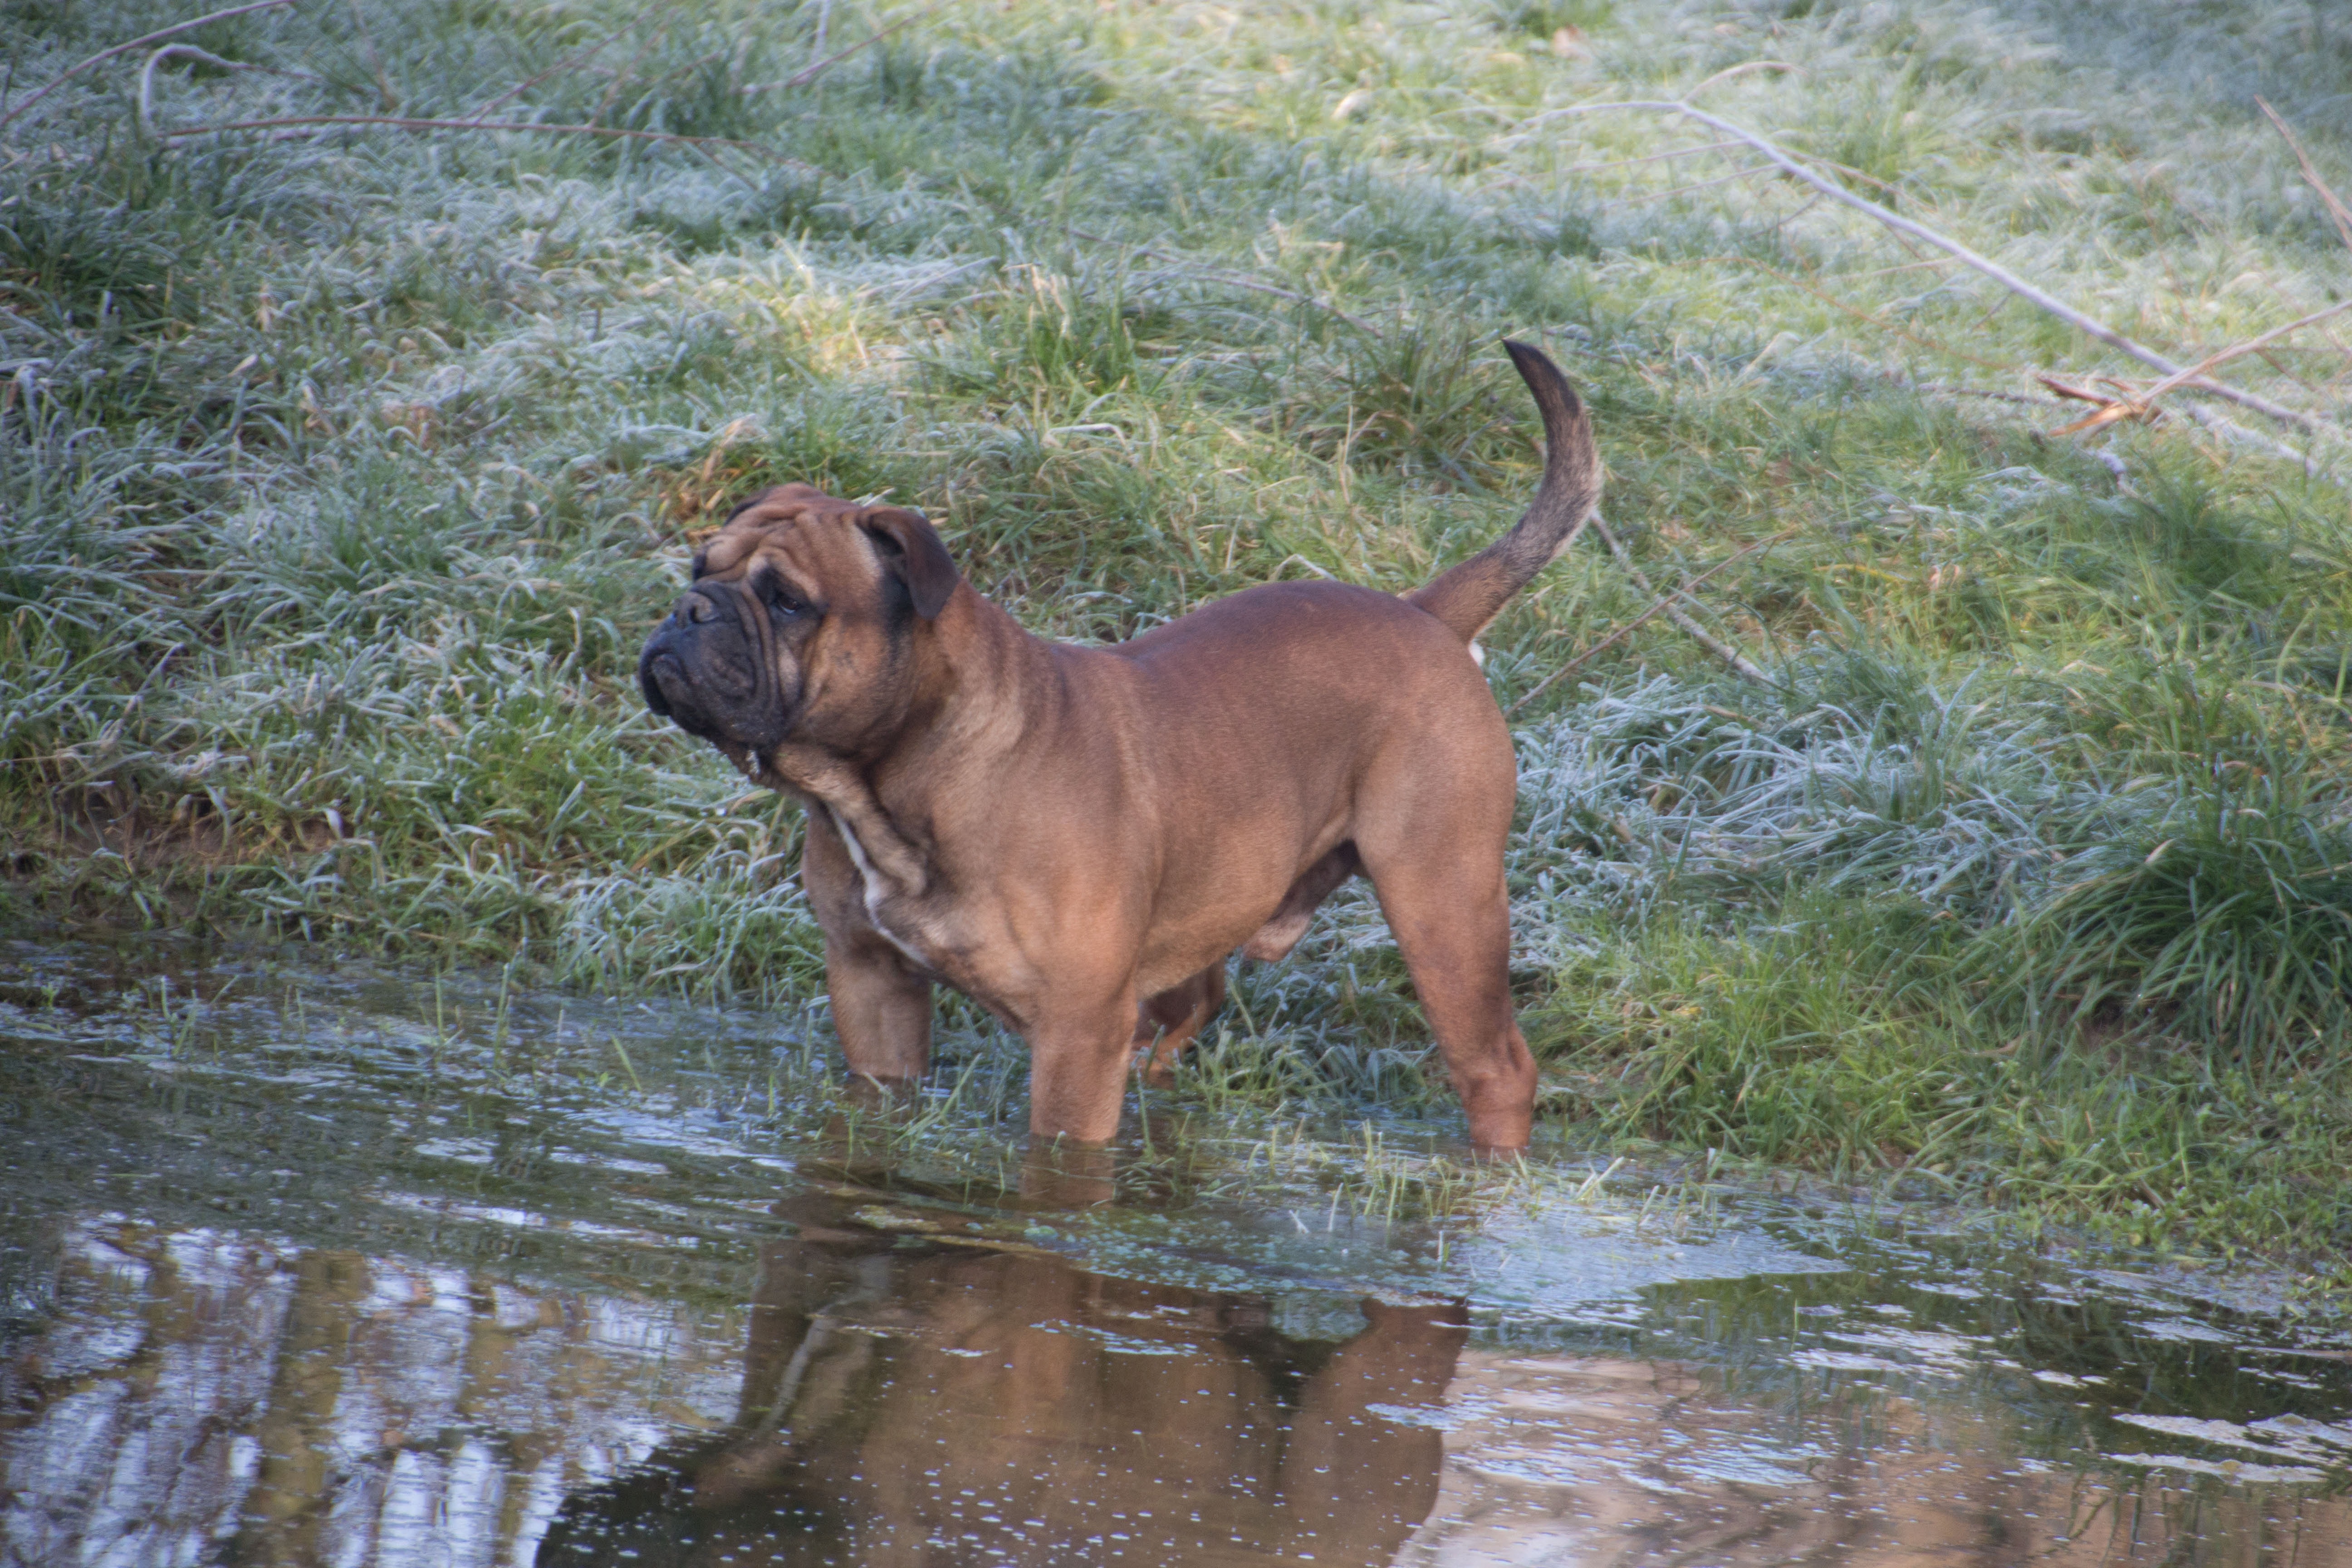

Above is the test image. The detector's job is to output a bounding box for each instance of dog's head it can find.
[638,484,960,762]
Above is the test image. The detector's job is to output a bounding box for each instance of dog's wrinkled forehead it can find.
[692,483,861,580]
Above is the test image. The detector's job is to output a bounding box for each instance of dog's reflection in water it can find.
[538,1191,1466,1567]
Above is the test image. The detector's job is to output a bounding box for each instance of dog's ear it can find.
[858,507,959,620]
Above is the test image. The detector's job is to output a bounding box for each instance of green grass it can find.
[5,0,2352,1271]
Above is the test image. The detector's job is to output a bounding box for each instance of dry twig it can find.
[136,45,319,140]
[1512,518,1778,706]
[2259,98,2352,259]
[2045,299,2352,436]
[345,0,398,111]
[742,0,952,93]
[1512,528,1789,712]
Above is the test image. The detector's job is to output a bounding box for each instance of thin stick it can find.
[462,32,623,121]
[2258,98,2352,258]
[0,0,297,134]
[1522,98,2335,440]
[1511,528,1788,712]
[137,45,318,139]
[1067,226,1387,336]
[1592,516,1771,685]
[1912,382,2312,470]
[346,0,398,111]
[740,0,950,93]
[2036,295,2352,453]
[2129,300,2352,410]
[164,114,816,169]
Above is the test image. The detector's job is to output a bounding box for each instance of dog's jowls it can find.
[639,339,1602,1152]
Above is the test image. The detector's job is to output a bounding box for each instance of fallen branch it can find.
[1067,226,1387,336]
[2171,402,2320,472]
[2047,299,2352,434]
[0,0,297,135]
[1904,380,2312,470]
[1511,520,1779,712]
[1521,97,2338,444]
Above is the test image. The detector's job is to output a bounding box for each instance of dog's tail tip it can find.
[1501,337,1587,423]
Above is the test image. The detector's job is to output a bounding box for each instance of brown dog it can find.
[638,340,1601,1150]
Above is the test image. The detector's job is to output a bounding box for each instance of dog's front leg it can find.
[804,804,933,1085]
[826,931,933,1084]
[1025,990,1142,1145]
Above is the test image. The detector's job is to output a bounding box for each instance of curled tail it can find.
[1406,339,1602,643]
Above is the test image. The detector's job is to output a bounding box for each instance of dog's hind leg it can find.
[1134,960,1228,1087]
[1355,833,1535,1152]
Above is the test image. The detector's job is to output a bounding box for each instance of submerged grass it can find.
[5,0,2352,1270]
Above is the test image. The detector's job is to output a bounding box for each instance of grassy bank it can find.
[5,0,2351,1268]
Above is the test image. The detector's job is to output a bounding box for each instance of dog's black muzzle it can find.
[638,586,785,750]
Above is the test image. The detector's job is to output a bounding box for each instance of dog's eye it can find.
[764,581,813,620]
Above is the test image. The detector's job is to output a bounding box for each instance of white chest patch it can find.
[825,806,931,968]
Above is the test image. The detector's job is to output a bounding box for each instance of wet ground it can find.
[3,937,2349,1567]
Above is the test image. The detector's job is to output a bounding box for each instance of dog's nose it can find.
[678,591,717,625]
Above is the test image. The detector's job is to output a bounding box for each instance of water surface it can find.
[3,938,2348,1566]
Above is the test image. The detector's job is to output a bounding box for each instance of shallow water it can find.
[3,939,2349,1567]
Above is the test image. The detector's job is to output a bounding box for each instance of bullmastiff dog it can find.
[638,339,1601,1151]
